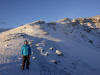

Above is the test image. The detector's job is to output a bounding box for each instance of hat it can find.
[24,40,28,42]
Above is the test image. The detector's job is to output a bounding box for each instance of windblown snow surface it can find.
[0,17,100,75]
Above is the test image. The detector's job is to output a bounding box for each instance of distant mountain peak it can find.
[30,20,45,25]
[56,18,72,24]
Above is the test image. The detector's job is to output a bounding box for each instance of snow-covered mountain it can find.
[0,16,100,75]
[0,28,11,33]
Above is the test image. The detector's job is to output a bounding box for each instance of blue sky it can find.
[0,0,100,28]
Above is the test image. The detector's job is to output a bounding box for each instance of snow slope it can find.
[0,16,100,75]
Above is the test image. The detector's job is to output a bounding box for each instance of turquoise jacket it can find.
[21,44,31,56]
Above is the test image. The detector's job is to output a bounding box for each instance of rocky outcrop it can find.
[89,15,100,23]
[71,16,100,29]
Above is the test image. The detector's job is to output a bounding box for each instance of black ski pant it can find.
[22,56,30,69]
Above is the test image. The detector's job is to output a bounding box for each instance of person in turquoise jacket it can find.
[21,40,31,70]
